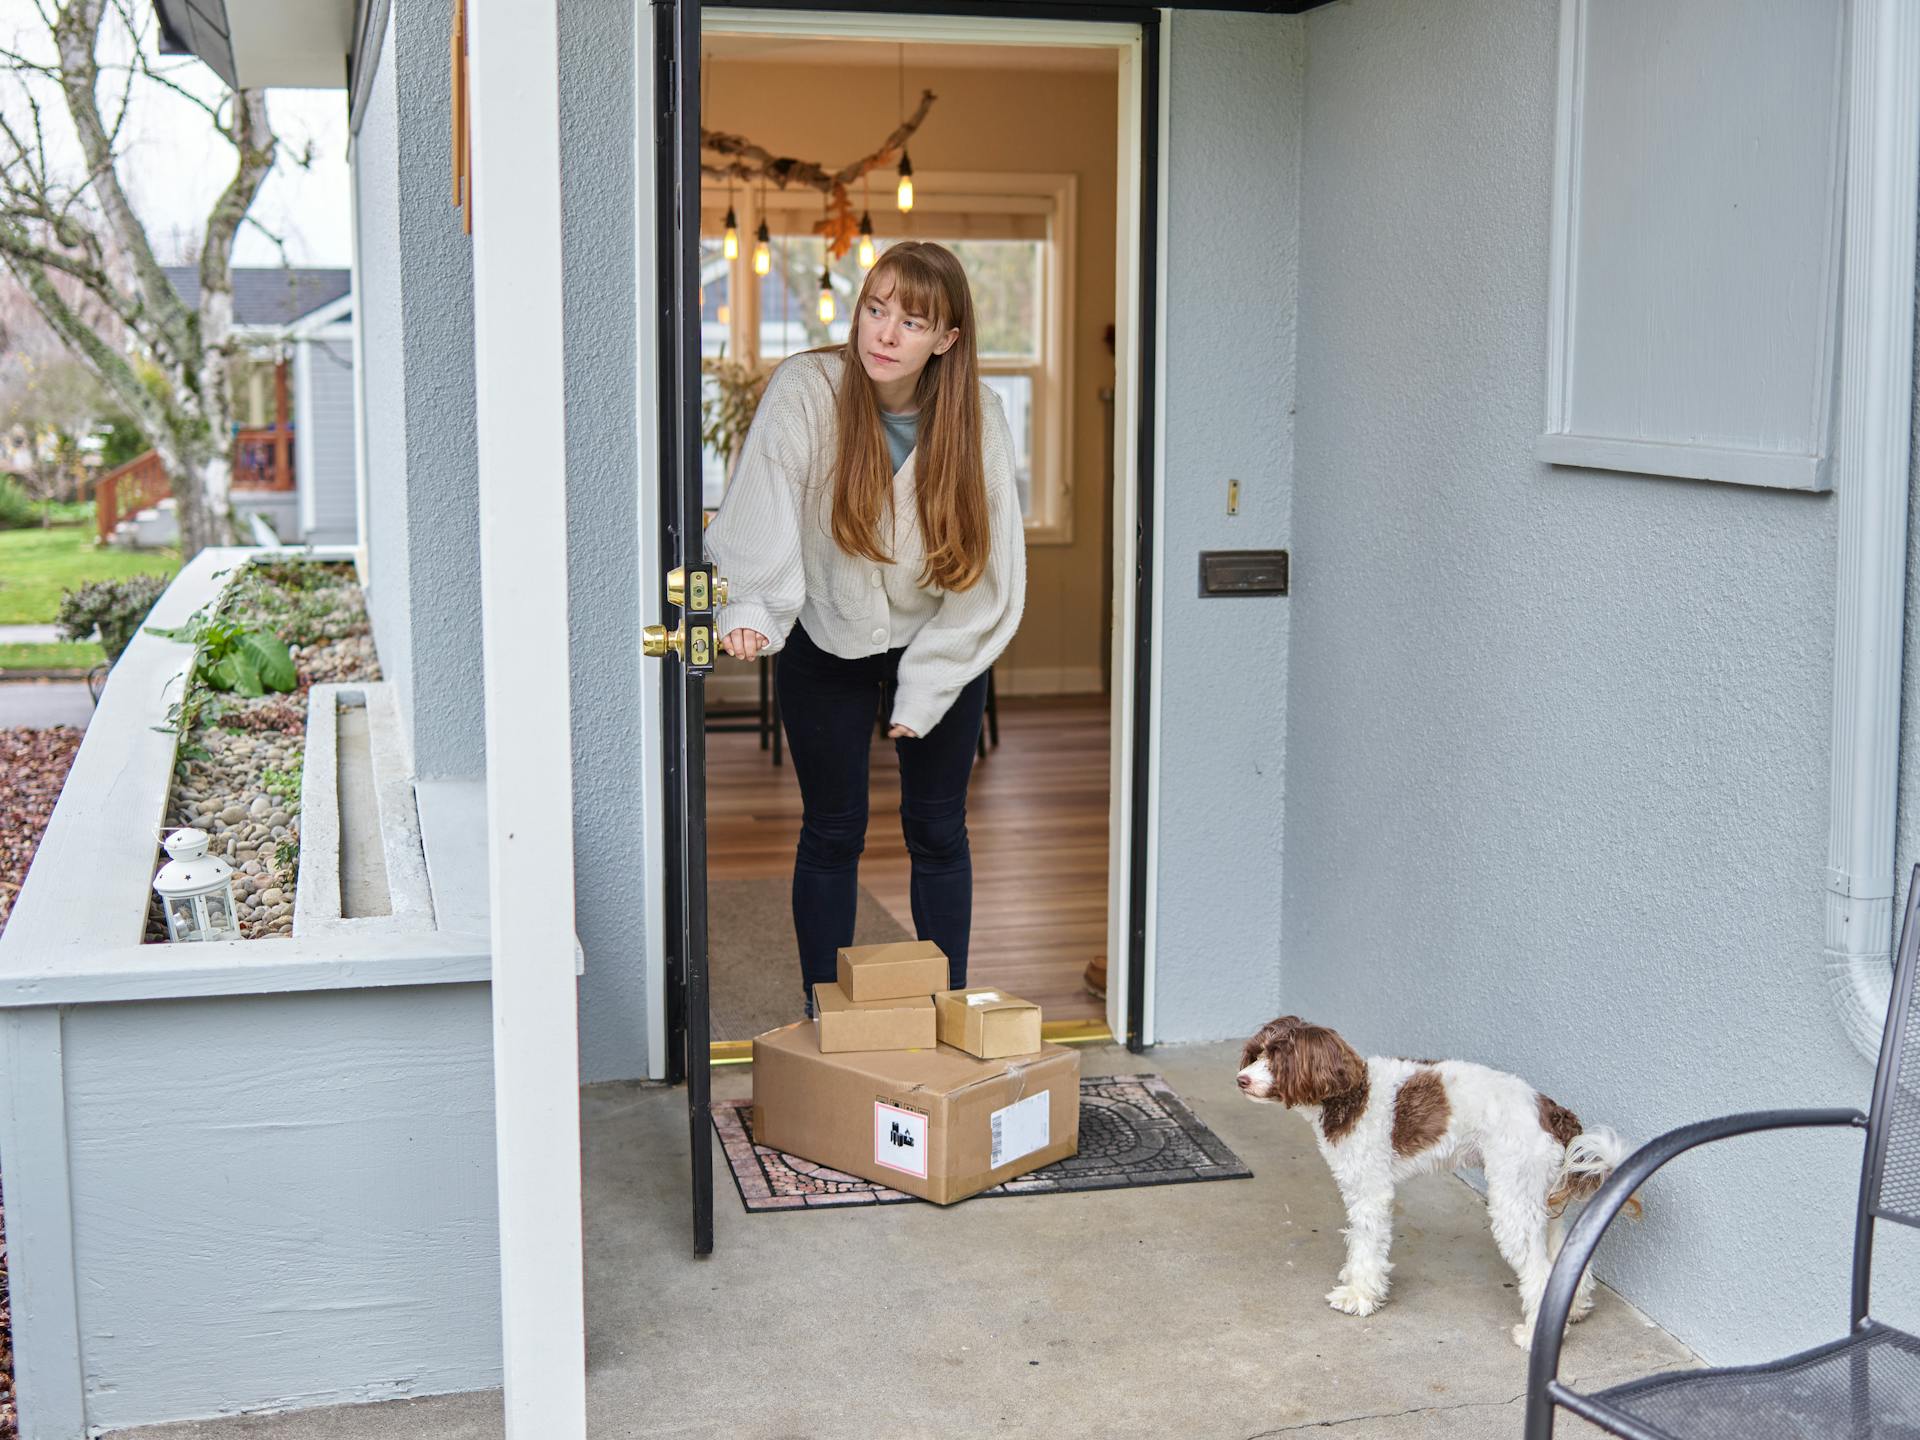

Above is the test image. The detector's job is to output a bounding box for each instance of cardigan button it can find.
[872,627,888,646]
[869,570,882,587]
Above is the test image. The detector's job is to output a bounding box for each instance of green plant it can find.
[260,761,302,809]
[95,416,148,470]
[700,347,772,476]
[56,574,169,664]
[145,603,297,698]
[0,474,39,529]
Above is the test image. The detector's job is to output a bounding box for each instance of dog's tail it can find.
[1547,1126,1642,1219]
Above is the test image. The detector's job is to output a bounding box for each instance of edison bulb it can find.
[897,174,914,212]
[858,234,877,269]
[752,221,771,277]
[722,205,739,260]
[817,272,835,325]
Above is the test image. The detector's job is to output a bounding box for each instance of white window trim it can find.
[702,169,1077,544]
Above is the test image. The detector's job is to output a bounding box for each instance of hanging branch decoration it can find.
[700,89,936,260]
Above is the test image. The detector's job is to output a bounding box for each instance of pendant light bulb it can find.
[752,220,771,277]
[896,150,914,213]
[722,205,739,261]
[817,268,835,325]
[857,211,876,269]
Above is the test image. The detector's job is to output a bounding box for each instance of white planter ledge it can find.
[0,546,581,1005]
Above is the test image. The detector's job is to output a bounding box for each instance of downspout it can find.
[1824,0,1920,1061]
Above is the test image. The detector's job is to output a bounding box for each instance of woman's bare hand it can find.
[720,628,769,661]
[886,723,919,739]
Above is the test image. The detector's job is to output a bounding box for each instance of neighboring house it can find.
[99,267,359,547]
[5,0,1919,1435]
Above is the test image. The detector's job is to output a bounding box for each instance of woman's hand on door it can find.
[719,628,769,660]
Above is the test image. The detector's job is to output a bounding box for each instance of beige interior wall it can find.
[709,54,1119,695]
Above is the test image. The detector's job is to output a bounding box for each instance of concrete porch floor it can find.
[111,1041,1693,1439]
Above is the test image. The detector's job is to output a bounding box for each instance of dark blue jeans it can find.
[775,620,990,1008]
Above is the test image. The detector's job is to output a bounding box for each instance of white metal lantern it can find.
[153,827,242,942]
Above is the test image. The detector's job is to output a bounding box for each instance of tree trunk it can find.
[168,448,234,558]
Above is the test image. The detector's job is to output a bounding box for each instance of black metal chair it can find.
[1525,862,1920,1439]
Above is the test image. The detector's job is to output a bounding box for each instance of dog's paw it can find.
[1326,1284,1385,1317]
[1511,1320,1537,1350]
[1567,1298,1595,1326]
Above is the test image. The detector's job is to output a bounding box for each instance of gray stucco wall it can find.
[355,23,413,745]
[351,0,647,1079]
[560,0,649,1082]
[1280,0,1920,1365]
[353,0,486,781]
[1150,10,1301,1043]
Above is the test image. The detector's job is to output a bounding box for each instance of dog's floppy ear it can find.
[1269,1022,1366,1106]
[1240,1016,1295,1071]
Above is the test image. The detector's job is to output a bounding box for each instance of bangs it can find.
[866,251,947,327]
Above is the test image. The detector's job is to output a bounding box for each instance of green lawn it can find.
[0,641,104,671]
[0,523,180,625]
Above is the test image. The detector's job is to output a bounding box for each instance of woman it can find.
[705,240,1026,1015]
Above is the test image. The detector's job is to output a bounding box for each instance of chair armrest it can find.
[1523,1106,1866,1440]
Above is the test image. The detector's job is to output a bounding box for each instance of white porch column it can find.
[466,0,587,1433]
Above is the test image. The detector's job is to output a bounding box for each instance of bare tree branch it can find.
[700,88,936,191]
[51,0,195,365]
[0,234,167,441]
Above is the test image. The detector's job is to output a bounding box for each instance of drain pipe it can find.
[1824,0,1920,1061]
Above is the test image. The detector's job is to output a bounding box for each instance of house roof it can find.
[160,266,352,329]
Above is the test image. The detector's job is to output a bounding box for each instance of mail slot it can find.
[1199,549,1288,597]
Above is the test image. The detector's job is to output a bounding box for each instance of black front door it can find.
[654,0,715,1257]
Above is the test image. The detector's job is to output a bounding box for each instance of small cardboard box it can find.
[935,988,1043,1059]
[837,940,948,1003]
[812,982,936,1053]
[752,1023,1080,1204]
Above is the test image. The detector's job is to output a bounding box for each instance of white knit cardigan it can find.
[704,349,1027,738]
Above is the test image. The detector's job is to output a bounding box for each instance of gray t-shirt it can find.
[879,406,920,475]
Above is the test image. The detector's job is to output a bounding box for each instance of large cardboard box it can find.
[812,982,936,1053]
[752,1022,1080,1204]
[837,940,949,1002]
[935,987,1043,1059]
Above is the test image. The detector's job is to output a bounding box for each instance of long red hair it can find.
[806,241,990,593]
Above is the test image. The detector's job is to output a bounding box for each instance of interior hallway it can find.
[708,691,1111,1023]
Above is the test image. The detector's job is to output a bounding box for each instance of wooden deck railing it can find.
[233,427,296,491]
[96,362,296,538]
[94,451,171,543]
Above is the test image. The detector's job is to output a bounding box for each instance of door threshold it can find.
[709,1017,1114,1067]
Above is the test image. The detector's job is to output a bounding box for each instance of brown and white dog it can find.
[1237,1016,1635,1348]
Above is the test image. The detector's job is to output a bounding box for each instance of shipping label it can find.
[990,1091,1051,1168]
[873,1100,928,1178]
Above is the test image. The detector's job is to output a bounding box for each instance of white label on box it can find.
[874,1101,928,1178]
[967,991,1002,1006]
[989,1091,1051,1168]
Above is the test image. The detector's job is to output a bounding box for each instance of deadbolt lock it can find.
[666,566,728,609]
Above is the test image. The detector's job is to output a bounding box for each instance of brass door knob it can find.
[642,623,684,659]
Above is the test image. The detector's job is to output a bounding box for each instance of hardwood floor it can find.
[706,692,1110,1024]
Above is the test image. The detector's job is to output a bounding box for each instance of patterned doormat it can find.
[712,1073,1253,1210]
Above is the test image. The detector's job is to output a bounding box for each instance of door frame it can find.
[638,0,1170,1072]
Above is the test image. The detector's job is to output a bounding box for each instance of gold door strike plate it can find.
[689,570,710,611]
